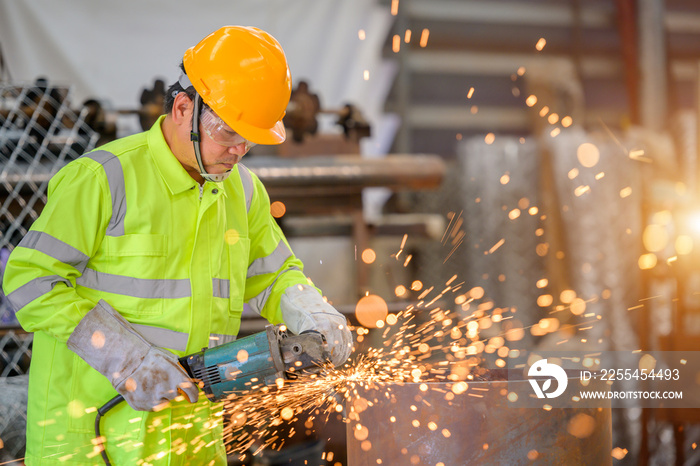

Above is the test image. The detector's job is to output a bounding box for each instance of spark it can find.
[629,149,652,163]
[443,239,464,264]
[419,29,430,47]
[574,185,591,197]
[391,0,399,15]
[487,239,505,254]
[441,211,463,245]
[392,35,401,53]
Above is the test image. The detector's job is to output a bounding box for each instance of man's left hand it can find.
[280,284,353,367]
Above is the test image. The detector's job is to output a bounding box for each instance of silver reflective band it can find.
[247,240,293,278]
[18,231,89,273]
[209,334,237,349]
[237,164,254,212]
[6,275,72,311]
[77,268,191,299]
[247,267,301,315]
[82,151,126,237]
[212,278,230,299]
[132,323,189,352]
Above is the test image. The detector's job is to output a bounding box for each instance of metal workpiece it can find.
[245,155,445,191]
[345,374,612,466]
[1,154,445,193]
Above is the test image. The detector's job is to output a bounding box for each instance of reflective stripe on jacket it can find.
[3,115,308,465]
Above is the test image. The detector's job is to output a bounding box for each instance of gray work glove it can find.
[280,284,353,367]
[67,299,199,411]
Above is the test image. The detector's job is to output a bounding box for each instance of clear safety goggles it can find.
[200,107,256,148]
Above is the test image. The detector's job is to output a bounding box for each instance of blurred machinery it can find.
[284,80,321,143]
[2,77,372,157]
[284,80,371,146]
[278,81,371,157]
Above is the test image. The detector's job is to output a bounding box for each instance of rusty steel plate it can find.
[345,373,611,465]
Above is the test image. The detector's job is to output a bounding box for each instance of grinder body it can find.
[179,324,327,401]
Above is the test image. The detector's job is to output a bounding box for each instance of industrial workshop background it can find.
[2,0,700,465]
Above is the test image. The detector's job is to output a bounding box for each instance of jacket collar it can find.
[147,115,199,195]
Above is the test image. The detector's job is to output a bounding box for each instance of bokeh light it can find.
[355,294,389,328]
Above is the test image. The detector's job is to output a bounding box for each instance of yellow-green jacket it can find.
[3,116,308,465]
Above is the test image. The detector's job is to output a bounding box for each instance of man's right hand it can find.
[67,300,199,411]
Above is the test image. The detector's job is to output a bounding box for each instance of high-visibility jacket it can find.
[3,115,310,465]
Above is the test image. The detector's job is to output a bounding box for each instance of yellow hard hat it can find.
[183,26,291,145]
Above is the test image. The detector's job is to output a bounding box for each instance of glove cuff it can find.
[67,299,152,386]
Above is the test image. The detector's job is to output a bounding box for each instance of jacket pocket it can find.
[92,234,169,317]
[102,233,167,257]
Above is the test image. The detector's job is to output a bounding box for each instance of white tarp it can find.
[0,0,396,150]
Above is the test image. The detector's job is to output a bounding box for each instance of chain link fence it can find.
[0,79,98,460]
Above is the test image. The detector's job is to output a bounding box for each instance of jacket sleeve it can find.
[2,159,110,342]
[242,170,316,324]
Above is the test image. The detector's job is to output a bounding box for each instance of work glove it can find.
[280,284,353,367]
[67,299,199,411]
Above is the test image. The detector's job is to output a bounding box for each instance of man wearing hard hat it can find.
[3,26,352,464]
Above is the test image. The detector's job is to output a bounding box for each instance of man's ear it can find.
[171,92,193,126]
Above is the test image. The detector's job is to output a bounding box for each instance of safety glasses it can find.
[200,107,256,148]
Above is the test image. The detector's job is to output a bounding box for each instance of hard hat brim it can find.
[232,118,286,145]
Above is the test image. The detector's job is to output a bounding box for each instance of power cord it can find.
[95,394,125,465]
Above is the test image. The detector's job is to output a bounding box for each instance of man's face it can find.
[170,94,254,181]
[194,107,253,175]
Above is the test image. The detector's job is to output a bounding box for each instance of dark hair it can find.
[164,61,197,114]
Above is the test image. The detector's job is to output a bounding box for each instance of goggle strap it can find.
[191,94,230,183]
[191,94,207,176]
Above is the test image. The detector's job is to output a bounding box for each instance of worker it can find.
[3,25,353,465]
